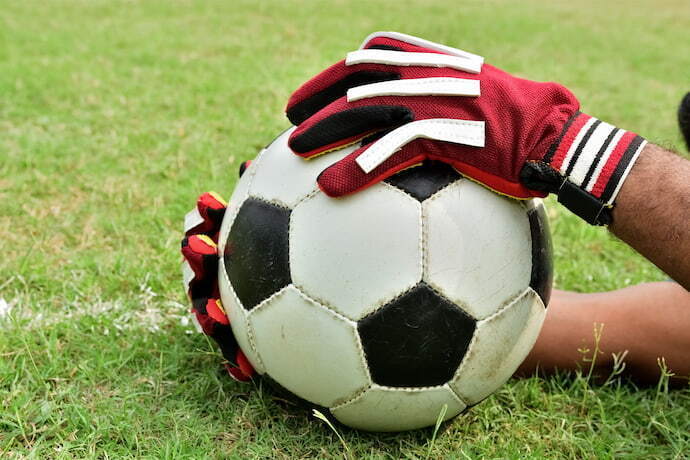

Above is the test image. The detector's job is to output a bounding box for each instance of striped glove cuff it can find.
[523,112,646,225]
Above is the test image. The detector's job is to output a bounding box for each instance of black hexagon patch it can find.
[358,283,476,387]
[385,160,462,202]
[224,198,291,310]
[527,202,553,306]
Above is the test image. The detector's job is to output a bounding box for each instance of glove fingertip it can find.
[236,349,255,378]
[207,191,228,208]
[199,191,227,210]
[225,363,252,382]
[206,299,229,325]
[188,234,218,254]
[316,168,351,198]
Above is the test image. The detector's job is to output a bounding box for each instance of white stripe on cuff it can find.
[355,119,485,173]
[347,77,480,102]
[558,116,597,175]
[567,121,616,186]
[605,139,647,205]
[584,129,625,192]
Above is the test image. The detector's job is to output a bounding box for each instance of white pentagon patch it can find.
[249,128,355,208]
[218,155,258,254]
[290,184,422,321]
[330,384,466,432]
[424,180,532,319]
[217,257,265,374]
[248,285,370,407]
[449,288,545,405]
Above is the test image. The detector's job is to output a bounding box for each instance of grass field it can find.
[1,0,689,457]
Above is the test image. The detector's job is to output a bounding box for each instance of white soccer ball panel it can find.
[330,384,466,432]
[424,180,532,319]
[218,154,258,254]
[290,185,422,321]
[248,285,370,407]
[248,128,355,208]
[449,288,545,404]
[217,257,266,374]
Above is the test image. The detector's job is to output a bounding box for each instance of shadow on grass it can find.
[215,365,689,454]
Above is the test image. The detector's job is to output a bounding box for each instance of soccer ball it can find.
[217,128,553,432]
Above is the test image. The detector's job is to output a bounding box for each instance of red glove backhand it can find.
[182,186,255,382]
[286,32,646,225]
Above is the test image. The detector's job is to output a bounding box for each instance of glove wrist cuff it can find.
[528,112,646,225]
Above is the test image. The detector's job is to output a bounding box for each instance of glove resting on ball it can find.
[286,32,647,225]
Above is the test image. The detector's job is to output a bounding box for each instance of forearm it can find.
[518,284,690,384]
[610,143,690,289]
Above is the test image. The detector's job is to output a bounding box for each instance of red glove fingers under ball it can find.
[181,165,255,382]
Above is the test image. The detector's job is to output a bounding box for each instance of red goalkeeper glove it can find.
[181,167,255,382]
[286,32,647,225]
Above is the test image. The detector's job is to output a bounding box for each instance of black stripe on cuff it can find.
[564,119,601,177]
[581,127,620,189]
[600,135,645,204]
[543,111,581,164]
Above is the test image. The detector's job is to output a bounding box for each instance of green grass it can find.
[1,0,689,457]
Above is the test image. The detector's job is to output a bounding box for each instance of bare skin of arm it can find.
[609,143,690,289]
[518,284,690,384]
[518,143,690,383]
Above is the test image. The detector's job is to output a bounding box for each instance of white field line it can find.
[0,278,198,335]
[0,298,10,318]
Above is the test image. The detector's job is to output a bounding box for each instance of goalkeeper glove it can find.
[286,32,647,225]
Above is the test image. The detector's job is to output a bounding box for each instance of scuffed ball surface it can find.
[218,128,553,431]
